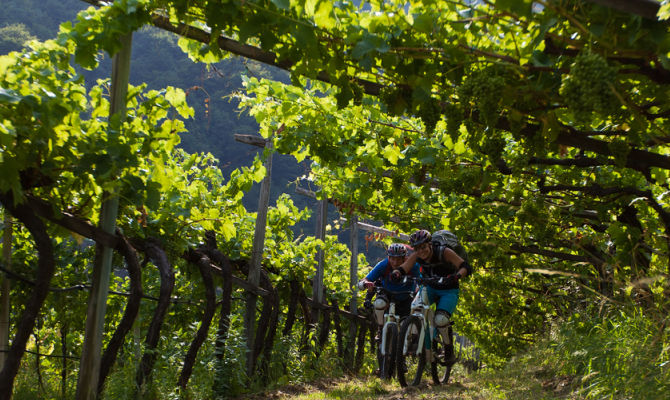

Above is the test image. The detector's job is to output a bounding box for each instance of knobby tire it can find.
[396,315,425,387]
[380,323,397,380]
[430,332,453,385]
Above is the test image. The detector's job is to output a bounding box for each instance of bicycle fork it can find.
[403,287,434,361]
[423,309,434,362]
[399,314,435,361]
[380,302,397,356]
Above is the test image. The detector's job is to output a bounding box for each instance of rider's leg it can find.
[364,289,375,305]
[433,289,459,362]
[426,288,459,338]
[434,288,459,319]
[362,290,375,317]
[373,295,388,328]
[434,310,451,345]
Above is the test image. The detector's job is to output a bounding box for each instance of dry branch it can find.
[135,240,174,390]
[97,234,143,395]
[178,250,217,390]
[0,192,56,399]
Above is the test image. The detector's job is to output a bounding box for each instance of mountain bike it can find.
[358,281,412,380]
[396,277,455,387]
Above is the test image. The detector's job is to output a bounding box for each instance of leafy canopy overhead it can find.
[149,0,670,355]
[2,0,670,361]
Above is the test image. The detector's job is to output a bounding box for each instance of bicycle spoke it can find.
[430,335,453,385]
[380,323,398,380]
[396,316,425,387]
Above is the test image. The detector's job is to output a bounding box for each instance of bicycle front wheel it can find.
[380,323,398,380]
[430,333,453,385]
[396,315,425,387]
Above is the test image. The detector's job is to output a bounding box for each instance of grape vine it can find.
[560,51,620,122]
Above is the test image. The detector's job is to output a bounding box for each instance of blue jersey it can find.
[365,258,421,301]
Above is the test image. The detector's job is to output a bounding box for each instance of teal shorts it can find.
[426,287,460,315]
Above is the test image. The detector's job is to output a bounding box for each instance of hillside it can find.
[0,0,333,236]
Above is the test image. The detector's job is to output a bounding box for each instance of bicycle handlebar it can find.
[401,276,451,287]
[373,284,415,297]
[357,278,414,297]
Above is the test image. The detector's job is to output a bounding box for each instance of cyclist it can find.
[359,243,420,320]
[358,243,420,375]
[398,229,473,363]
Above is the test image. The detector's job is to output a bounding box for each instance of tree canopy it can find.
[147,0,670,355]
[1,0,670,396]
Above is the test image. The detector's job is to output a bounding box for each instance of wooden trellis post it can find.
[311,198,327,322]
[245,138,272,377]
[349,215,359,315]
[347,215,359,363]
[293,189,409,341]
[76,33,132,400]
[0,213,11,368]
[293,187,329,320]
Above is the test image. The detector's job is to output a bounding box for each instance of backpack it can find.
[432,230,469,264]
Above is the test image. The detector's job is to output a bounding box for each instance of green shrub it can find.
[549,306,669,399]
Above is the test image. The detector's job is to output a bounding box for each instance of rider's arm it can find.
[442,247,472,278]
[399,251,419,274]
[360,259,388,288]
[358,277,374,290]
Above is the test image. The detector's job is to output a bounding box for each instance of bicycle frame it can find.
[380,299,399,356]
[397,277,457,387]
[402,282,436,361]
[359,278,416,381]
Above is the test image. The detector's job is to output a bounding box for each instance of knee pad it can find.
[373,296,388,326]
[434,311,451,328]
[373,296,388,311]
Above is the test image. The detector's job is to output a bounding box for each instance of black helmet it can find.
[409,229,432,247]
[387,243,407,257]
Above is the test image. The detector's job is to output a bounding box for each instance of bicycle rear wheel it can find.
[430,328,454,384]
[380,323,398,380]
[396,315,425,387]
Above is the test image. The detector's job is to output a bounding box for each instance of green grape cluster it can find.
[480,132,506,160]
[560,51,618,119]
[515,200,542,226]
[379,85,411,116]
[457,67,506,127]
[463,119,479,137]
[379,85,398,113]
[442,102,463,142]
[438,179,456,194]
[417,98,442,135]
[351,82,364,106]
[457,167,482,194]
[391,174,404,191]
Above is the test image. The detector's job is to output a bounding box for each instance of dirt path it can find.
[237,368,575,399]
[238,374,479,400]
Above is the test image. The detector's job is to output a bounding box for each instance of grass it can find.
[11,303,668,399]
[238,306,669,400]
[237,362,576,400]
